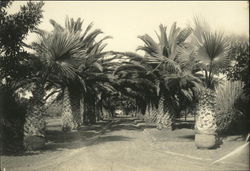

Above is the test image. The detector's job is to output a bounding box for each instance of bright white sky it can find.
[10,1,249,52]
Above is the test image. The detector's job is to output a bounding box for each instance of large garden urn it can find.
[195,89,218,149]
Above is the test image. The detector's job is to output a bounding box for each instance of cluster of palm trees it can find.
[24,17,118,137]
[9,16,232,150]
[111,18,230,128]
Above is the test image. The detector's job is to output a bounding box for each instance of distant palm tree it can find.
[32,17,111,130]
[112,58,158,114]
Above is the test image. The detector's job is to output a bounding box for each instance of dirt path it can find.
[2,117,249,171]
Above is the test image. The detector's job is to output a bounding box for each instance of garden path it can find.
[1,116,248,171]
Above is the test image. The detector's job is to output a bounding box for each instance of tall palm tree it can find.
[191,17,230,89]
[113,23,202,129]
[32,17,111,130]
[191,17,231,147]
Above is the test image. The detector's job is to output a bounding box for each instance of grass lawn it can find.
[143,127,249,170]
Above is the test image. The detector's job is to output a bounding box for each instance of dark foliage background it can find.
[0,0,44,153]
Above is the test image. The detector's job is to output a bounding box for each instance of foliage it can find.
[112,59,158,114]
[0,1,44,85]
[214,80,245,134]
[0,82,33,153]
[32,16,111,86]
[156,97,173,130]
[191,17,231,89]
[32,17,115,125]
[144,103,158,123]
[103,93,137,116]
[112,22,202,117]
[0,1,44,153]
[223,39,249,95]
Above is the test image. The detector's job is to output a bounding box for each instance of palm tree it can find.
[32,17,111,130]
[191,17,231,148]
[191,17,230,89]
[112,23,202,129]
[112,57,158,115]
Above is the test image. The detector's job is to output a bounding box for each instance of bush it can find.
[1,87,27,154]
[223,39,249,95]
[214,80,245,134]
[144,104,158,123]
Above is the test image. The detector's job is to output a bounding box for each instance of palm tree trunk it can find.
[80,98,84,124]
[95,103,103,121]
[101,106,109,119]
[83,96,96,125]
[23,83,46,151]
[61,87,81,131]
[156,96,174,130]
[69,87,82,127]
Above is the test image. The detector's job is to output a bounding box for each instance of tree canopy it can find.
[0,0,44,87]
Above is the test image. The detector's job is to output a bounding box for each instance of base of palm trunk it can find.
[23,136,45,151]
[195,133,217,149]
[62,124,79,132]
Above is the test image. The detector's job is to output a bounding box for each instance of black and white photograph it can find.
[0,1,249,170]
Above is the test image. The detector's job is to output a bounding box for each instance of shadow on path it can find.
[21,117,141,155]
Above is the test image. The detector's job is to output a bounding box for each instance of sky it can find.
[9,1,249,52]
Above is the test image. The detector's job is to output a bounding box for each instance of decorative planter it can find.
[195,133,217,149]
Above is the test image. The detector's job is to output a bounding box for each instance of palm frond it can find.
[192,16,210,45]
[65,16,83,33]
[49,19,64,32]
[158,24,168,49]
[113,64,147,75]
[154,54,181,73]
[197,31,230,70]
[81,29,103,48]
[138,34,160,55]
[176,27,192,45]
[81,22,94,40]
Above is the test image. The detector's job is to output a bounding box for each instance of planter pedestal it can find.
[195,133,217,149]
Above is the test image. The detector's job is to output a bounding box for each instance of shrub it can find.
[223,39,249,95]
[1,87,27,153]
[214,80,244,134]
[156,98,173,130]
[144,104,158,124]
